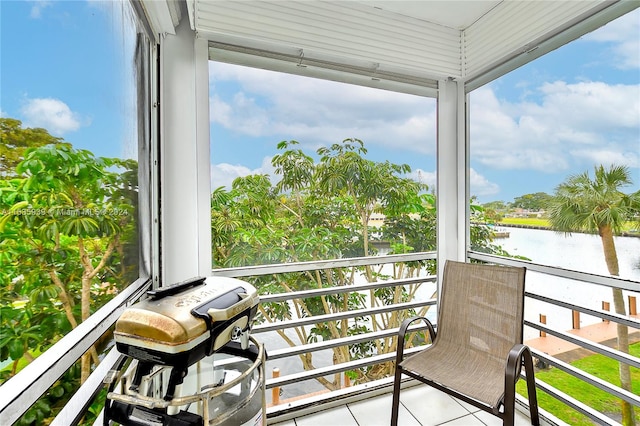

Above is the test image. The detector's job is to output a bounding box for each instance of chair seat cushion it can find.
[400,340,506,408]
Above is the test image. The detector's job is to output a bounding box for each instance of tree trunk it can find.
[600,225,636,425]
[613,288,636,425]
[49,270,78,329]
[362,211,369,257]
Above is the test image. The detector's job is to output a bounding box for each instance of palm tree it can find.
[549,164,640,426]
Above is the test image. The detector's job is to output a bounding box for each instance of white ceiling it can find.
[174,1,638,95]
[362,0,502,29]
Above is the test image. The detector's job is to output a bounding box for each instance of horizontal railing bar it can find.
[530,349,640,407]
[6,249,636,425]
[266,323,433,360]
[468,251,640,292]
[51,348,123,426]
[253,300,434,333]
[526,292,640,329]
[525,320,640,369]
[266,376,400,419]
[210,252,437,278]
[535,378,621,426]
[259,275,436,303]
[0,277,151,426]
[266,346,426,388]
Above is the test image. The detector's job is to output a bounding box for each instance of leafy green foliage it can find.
[548,164,639,426]
[512,192,553,211]
[1,120,138,423]
[549,165,640,236]
[0,118,63,177]
[0,353,82,425]
[211,138,508,390]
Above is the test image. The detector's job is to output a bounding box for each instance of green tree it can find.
[513,192,553,211]
[0,118,62,177]
[213,140,428,389]
[548,164,640,426]
[483,200,508,211]
[482,200,508,223]
[212,139,514,390]
[0,143,137,386]
[315,139,422,261]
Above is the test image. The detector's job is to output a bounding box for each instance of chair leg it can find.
[391,367,402,426]
[505,349,519,426]
[391,316,434,426]
[522,349,540,426]
[506,344,540,426]
[503,393,515,426]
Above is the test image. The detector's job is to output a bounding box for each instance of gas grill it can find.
[105,276,265,425]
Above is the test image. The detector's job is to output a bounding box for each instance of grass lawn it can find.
[499,217,550,228]
[517,343,640,425]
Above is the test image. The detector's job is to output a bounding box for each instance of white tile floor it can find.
[269,386,544,426]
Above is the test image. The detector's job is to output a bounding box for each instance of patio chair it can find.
[391,260,539,426]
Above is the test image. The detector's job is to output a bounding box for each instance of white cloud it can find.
[210,95,233,128]
[211,163,252,190]
[571,148,639,168]
[211,156,277,190]
[210,92,269,137]
[210,60,638,178]
[209,62,436,154]
[470,168,500,197]
[28,0,52,19]
[584,9,640,70]
[409,169,436,189]
[536,81,640,130]
[20,98,84,135]
[407,167,499,198]
[471,80,639,172]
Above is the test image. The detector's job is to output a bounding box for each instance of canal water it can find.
[495,226,640,340]
[495,226,640,281]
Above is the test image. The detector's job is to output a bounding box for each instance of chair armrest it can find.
[506,343,534,385]
[396,316,436,367]
[504,343,538,423]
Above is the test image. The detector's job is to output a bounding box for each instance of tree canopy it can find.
[548,164,640,426]
[0,120,138,424]
[211,138,510,390]
[511,192,553,211]
[0,118,62,177]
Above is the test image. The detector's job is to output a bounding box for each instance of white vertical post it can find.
[160,16,211,285]
[436,78,467,282]
[195,36,212,279]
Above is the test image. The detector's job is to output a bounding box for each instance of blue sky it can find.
[1,0,137,159]
[2,1,639,204]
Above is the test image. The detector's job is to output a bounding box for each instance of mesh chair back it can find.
[437,261,526,367]
[393,260,538,424]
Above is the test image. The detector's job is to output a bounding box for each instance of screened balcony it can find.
[0,1,639,425]
[2,252,638,425]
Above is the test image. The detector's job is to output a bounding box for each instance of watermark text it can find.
[1,208,129,217]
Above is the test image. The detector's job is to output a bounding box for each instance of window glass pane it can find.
[209,63,441,402]
[469,10,640,330]
[470,9,639,278]
[209,62,437,267]
[0,0,142,400]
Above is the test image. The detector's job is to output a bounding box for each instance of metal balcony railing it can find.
[1,251,639,426]
[470,252,640,426]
